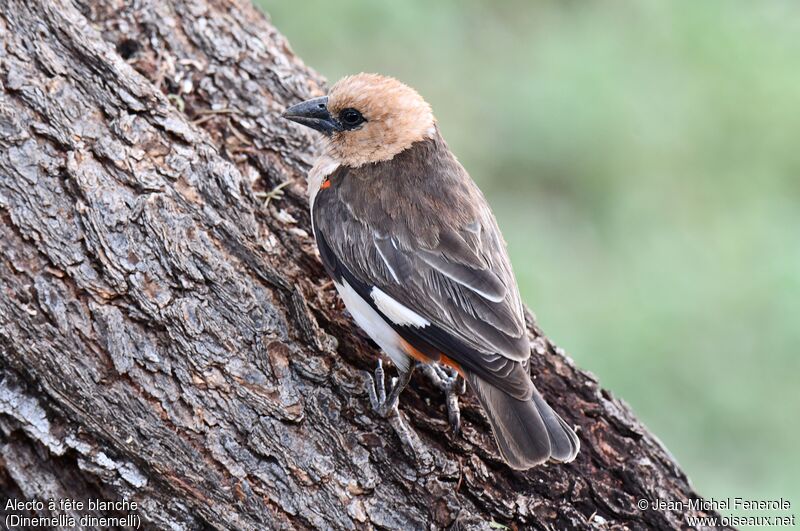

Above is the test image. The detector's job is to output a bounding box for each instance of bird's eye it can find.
[339,108,365,129]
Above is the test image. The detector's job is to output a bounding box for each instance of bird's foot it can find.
[363,358,412,418]
[421,363,466,434]
[363,360,433,471]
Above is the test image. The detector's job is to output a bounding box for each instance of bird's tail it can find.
[467,373,580,469]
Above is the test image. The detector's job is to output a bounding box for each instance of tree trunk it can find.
[0,1,723,529]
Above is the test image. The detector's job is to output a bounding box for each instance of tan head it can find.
[283,73,435,167]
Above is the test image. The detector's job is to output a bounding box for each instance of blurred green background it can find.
[260,0,799,519]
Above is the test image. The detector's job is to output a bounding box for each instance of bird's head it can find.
[282,73,435,167]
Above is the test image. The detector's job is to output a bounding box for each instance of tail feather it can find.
[531,388,580,462]
[468,373,580,469]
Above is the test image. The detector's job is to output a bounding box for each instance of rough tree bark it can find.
[0,1,723,530]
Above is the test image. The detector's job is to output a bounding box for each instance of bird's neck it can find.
[325,122,439,168]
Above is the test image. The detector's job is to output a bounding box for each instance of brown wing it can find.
[313,133,533,399]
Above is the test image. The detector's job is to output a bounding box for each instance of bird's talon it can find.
[364,360,411,418]
[422,363,465,434]
[363,371,380,411]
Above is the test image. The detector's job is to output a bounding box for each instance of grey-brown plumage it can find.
[284,73,579,469]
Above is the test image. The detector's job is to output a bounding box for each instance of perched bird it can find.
[283,73,579,469]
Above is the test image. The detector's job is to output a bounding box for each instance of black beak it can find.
[282,96,341,136]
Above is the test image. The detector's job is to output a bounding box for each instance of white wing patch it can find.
[334,280,412,372]
[370,287,430,328]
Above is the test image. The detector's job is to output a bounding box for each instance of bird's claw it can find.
[421,363,466,434]
[363,359,433,470]
[363,358,411,418]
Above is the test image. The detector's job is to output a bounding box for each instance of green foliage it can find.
[262,0,800,516]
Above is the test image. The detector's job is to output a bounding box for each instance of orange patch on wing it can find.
[400,338,432,363]
[439,354,465,377]
[320,178,331,190]
[399,338,465,377]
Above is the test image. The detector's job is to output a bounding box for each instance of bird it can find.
[282,73,579,469]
